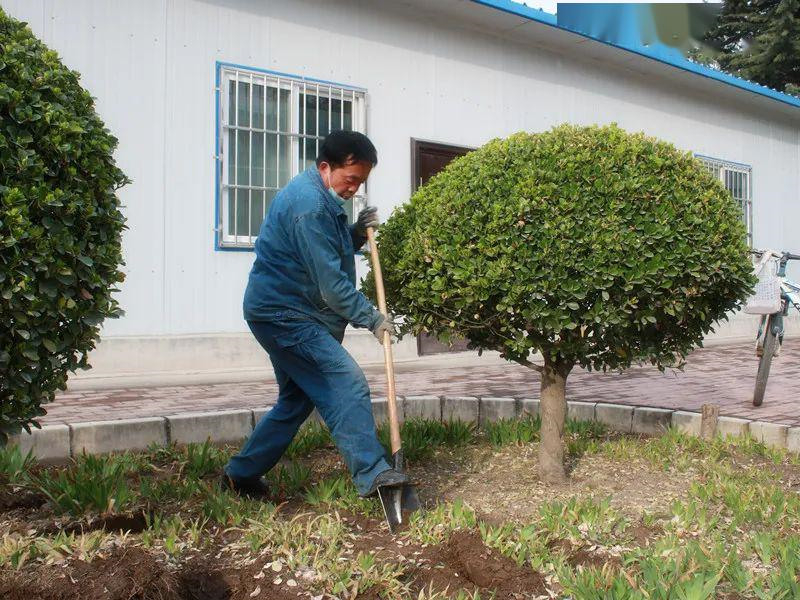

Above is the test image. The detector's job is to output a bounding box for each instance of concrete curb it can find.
[404,396,441,422]
[672,410,702,436]
[520,398,540,418]
[633,407,674,435]
[71,417,167,455]
[8,398,799,460]
[167,410,253,445]
[479,397,518,426]
[595,402,634,433]
[442,396,479,423]
[749,421,789,449]
[567,401,596,423]
[8,424,70,463]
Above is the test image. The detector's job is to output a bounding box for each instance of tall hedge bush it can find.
[0,9,129,440]
[365,123,755,481]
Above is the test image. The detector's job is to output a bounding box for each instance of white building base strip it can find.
[7,400,800,461]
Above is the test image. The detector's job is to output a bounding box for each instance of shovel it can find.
[366,225,421,533]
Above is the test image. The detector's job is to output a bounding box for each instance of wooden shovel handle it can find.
[366,226,401,454]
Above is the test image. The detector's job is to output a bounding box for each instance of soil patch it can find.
[178,566,232,600]
[0,548,304,600]
[438,530,547,598]
[38,509,151,536]
[178,557,299,600]
[0,487,46,512]
[0,547,180,600]
[627,522,662,547]
[335,511,546,598]
[414,444,694,523]
[548,538,621,570]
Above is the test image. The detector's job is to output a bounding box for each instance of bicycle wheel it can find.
[754,315,778,407]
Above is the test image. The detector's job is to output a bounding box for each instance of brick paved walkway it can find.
[41,340,800,427]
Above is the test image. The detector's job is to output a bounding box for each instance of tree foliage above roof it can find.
[699,0,800,96]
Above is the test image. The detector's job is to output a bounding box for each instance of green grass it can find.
[285,421,334,458]
[266,460,312,496]
[483,415,607,454]
[0,444,36,485]
[33,453,135,516]
[179,440,229,479]
[484,415,540,446]
[377,418,477,462]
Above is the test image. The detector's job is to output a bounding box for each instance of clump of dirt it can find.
[402,529,547,599]
[441,530,547,598]
[0,547,180,600]
[627,522,662,547]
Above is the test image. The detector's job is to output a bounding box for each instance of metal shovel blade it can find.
[377,449,420,533]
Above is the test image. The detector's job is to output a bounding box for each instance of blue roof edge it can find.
[469,0,800,111]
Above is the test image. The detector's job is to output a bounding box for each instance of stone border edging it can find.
[9,397,800,461]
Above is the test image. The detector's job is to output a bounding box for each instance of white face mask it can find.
[328,186,345,205]
[322,168,345,205]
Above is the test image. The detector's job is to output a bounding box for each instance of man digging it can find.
[222,131,408,500]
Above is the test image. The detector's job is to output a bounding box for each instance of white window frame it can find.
[696,154,753,246]
[216,65,368,249]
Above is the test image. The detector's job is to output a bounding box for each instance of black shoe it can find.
[220,472,271,499]
[361,468,409,498]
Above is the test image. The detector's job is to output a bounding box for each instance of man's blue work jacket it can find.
[243,166,383,337]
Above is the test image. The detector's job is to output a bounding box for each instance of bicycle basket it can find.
[744,253,782,315]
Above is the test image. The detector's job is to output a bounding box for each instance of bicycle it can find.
[749,249,800,406]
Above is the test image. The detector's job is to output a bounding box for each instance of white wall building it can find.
[4,0,799,387]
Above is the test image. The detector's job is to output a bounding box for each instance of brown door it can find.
[411,139,473,356]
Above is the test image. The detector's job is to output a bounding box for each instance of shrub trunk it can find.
[538,357,572,483]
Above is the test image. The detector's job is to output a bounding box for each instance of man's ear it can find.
[318,161,331,186]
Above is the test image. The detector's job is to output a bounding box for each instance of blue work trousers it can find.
[225,320,390,496]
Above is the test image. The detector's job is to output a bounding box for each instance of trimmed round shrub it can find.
[0,9,129,440]
[366,123,754,480]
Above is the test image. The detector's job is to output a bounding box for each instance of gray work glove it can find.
[354,206,380,238]
[371,313,396,344]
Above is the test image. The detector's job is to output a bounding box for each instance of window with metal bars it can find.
[696,155,753,245]
[216,64,368,248]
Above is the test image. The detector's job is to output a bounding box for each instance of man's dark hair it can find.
[316,130,378,168]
